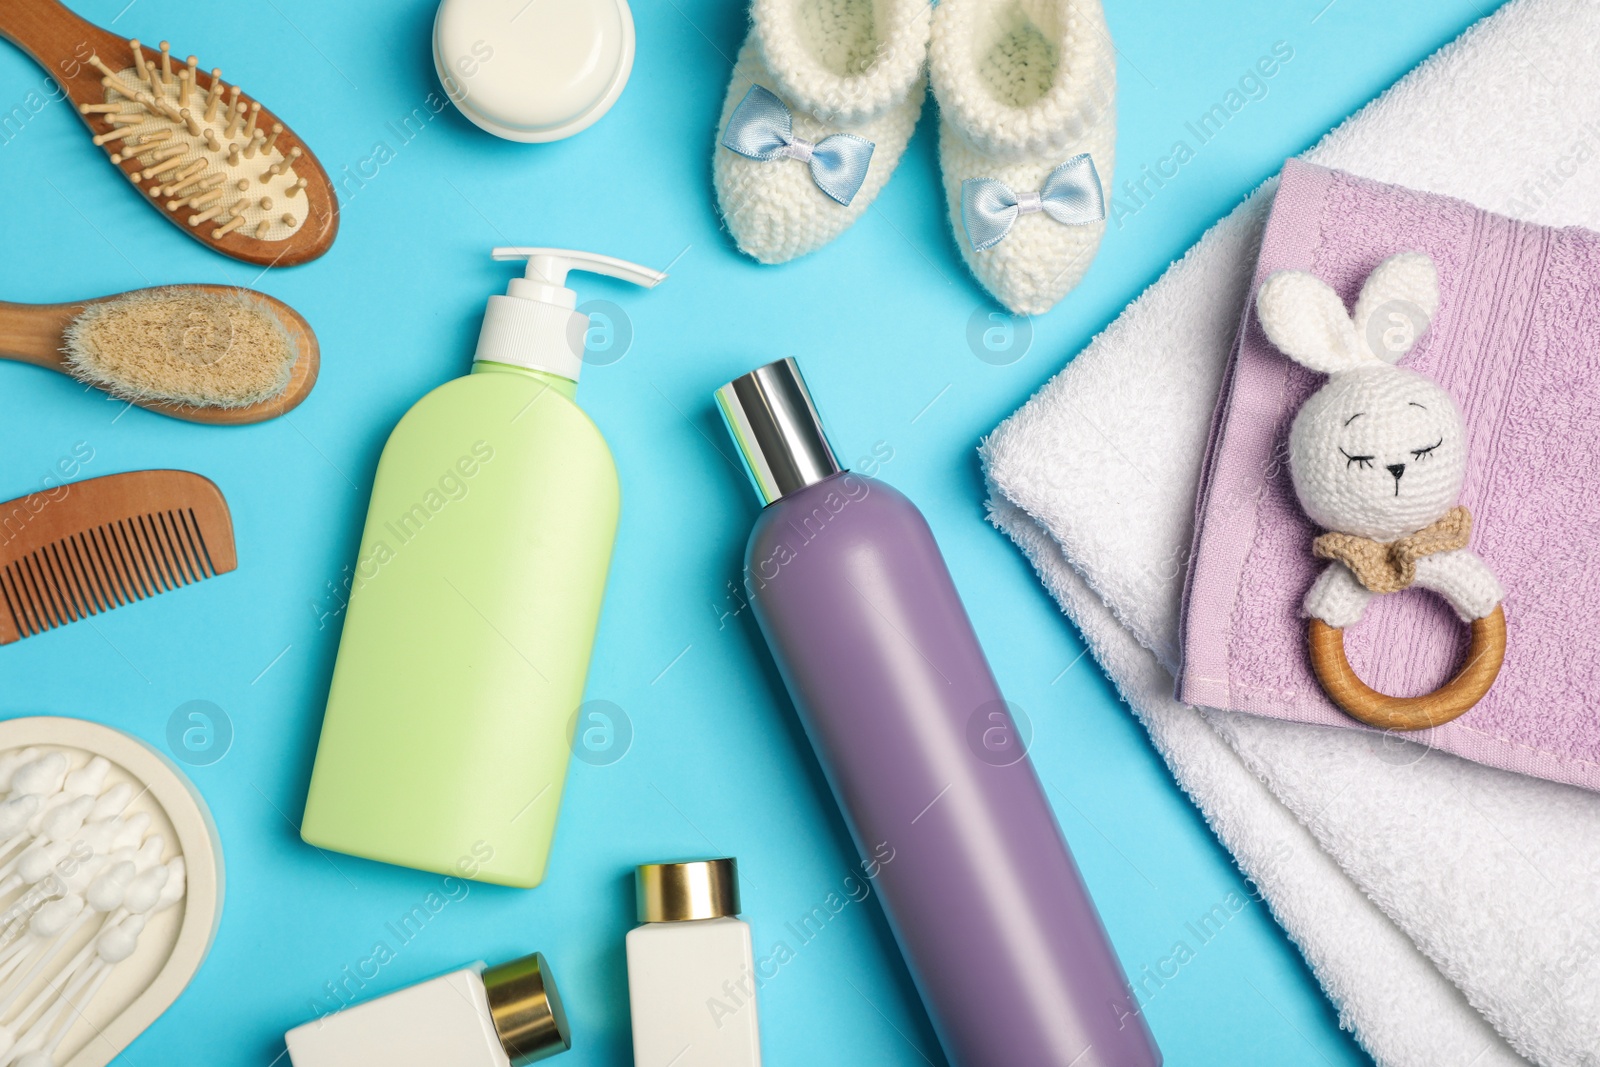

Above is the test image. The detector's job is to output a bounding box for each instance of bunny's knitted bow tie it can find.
[1313,506,1473,594]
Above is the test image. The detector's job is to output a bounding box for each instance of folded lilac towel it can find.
[1179,157,1600,791]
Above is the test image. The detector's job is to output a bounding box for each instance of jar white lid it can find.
[433,0,635,143]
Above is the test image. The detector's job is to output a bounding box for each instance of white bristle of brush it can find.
[63,287,300,410]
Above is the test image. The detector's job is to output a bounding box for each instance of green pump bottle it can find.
[302,247,666,887]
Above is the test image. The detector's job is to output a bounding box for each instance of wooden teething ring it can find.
[1307,604,1506,731]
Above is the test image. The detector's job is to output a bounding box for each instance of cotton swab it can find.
[0,798,93,893]
[0,753,39,794]
[0,897,83,998]
[0,782,137,977]
[0,805,135,965]
[88,784,132,824]
[59,761,106,802]
[0,747,187,1067]
[0,860,134,1024]
[7,757,68,846]
[11,756,66,801]
[1,867,182,1067]
[0,803,38,852]
[4,914,146,1067]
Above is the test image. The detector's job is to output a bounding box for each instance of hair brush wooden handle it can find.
[0,0,338,266]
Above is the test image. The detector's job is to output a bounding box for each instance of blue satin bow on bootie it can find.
[961,155,1107,251]
[721,85,876,207]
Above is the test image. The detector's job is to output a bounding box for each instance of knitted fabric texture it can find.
[752,0,931,125]
[1314,505,1471,594]
[1284,363,1468,542]
[1256,252,1441,375]
[929,0,1115,161]
[715,0,928,264]
[1179,158,1600,792]
[931,0,1117,315]
[1258,252,1480,548]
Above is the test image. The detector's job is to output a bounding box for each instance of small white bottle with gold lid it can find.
[626,858,762,1067]
[284,950,571,1066]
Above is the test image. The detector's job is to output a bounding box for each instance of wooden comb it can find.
[0,470,236,644]
[0,0,338,266]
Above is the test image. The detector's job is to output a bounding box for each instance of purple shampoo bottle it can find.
[716,359,1161,1067]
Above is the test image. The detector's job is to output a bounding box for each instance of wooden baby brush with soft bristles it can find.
[0,0,338,266]
[0,284,318,425]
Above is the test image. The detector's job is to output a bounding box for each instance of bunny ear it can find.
[1352,252,1439,364]
[1256,270,1365,374]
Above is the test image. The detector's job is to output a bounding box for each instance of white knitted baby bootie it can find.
[715,0,932,264]
[931,0,1116,314]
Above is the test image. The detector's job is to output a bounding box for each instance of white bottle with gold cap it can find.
[626,858,762,1067]
[284,950,570,1066]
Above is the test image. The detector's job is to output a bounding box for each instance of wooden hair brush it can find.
[0,284,318,424]
[0,0,338,266]
[0,469,236,644]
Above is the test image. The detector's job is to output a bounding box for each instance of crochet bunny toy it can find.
[1255,252,1506,729]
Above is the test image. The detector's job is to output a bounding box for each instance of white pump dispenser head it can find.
[474,247,667,382]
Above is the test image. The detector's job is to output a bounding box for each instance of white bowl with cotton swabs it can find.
[0,718,221,1067]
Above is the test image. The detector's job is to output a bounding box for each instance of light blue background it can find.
[0,0,1495,1063]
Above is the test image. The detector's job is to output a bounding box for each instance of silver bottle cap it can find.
[715,358,841,506]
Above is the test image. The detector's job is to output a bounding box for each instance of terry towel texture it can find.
[981,0,1600,1063]
[1180,158,1600,791]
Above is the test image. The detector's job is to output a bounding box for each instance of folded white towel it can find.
[994,496,1524,1067]
[982,0,1600,1063]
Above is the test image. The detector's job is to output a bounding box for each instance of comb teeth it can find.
[0,509,218,640]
